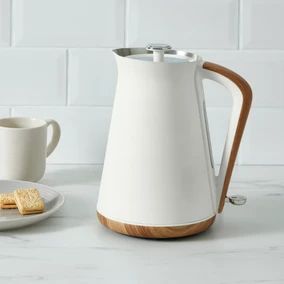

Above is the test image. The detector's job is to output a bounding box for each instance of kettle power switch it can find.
[226,195,247,206]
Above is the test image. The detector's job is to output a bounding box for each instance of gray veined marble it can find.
[0,165,284,284]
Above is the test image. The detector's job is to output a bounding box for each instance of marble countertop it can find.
[0,165,283,284]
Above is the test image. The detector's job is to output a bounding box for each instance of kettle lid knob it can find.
[146,43,172,51]
[146,43,172,62]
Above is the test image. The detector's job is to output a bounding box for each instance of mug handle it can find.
[45,119,61,157]
[201,62,252,213]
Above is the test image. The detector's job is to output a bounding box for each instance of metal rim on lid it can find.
[113,43,198,63]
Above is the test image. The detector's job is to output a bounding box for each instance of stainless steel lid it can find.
[113,43,198,63]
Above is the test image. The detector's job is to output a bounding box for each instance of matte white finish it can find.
[45,119,61,157]
[97,50,245,226]
[0,179,64,230]
[0,49,66,105]
[12,107,112,164]
[242,0,284,49]
[98,55,215,225]
[0,0,10,46]
[153,50,164,62]
[126,0,238,48]
[0,117,60,181]
[68,49,116,106]
[13,0,124,47]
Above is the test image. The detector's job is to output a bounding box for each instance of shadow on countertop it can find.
[40,165,103,187]
[162,191,284,242]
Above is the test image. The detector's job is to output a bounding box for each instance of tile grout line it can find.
[45,163,284,167]
[3,45,284,52]
[237,0,243,164]
[0,106,282,110]
[235,0,240,164]
[47,163,104,166]
[0,105,114,108]
[65,49,69,106]
[124,0,128,47]
[6,46,123,49]
[238,0,242,50]
[9,0,13,46]
[46,163,284,167]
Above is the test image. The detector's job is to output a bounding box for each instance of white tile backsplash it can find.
[240,108,284,164]
[68,49,116,106]
[127,0,238,48]
[0,0,281,164]
[242,0,284,49]
[13,0,125,47]
[202,77,232,108]
[207,108,232,165]
[0,49,66,105]
[12,107,112,164]
[0,107,10,117]
[0,0,10,46]
[197,51,284,108]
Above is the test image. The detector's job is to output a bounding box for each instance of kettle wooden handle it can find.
[202,62,252,213]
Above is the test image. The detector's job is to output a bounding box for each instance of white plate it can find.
[0,180,64,230]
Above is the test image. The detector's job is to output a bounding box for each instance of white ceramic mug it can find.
[0,117,61,181]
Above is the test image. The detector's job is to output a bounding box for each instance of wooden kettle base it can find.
[97,212,216,239]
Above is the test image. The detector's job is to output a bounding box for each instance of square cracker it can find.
[14,188,44,215]
[0,192,16,209]
[1,204,17,209]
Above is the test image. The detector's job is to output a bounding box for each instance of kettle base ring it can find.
[97,212,216,239]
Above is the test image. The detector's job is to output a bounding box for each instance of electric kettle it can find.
[97,44,252,238]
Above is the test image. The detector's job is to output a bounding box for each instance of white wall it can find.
[0,0,282,165]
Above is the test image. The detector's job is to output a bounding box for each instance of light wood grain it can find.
[97,212,216,239]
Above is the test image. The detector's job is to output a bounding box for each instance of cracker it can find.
[1,204,17,209]
[0,192,16,209]
[14,188,44,215]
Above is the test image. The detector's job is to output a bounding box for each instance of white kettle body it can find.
[97,45,252,238]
